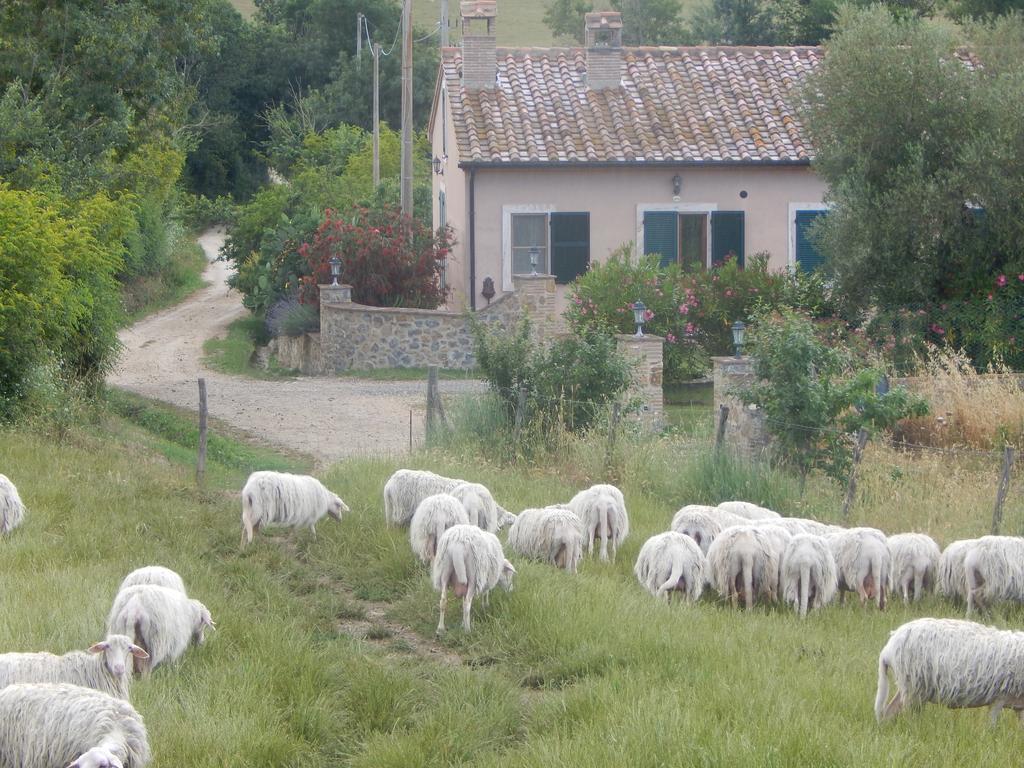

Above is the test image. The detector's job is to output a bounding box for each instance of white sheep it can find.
[828,527,889,609]
[706,525,781,609]
[669,505,728,554]
[495,506,518,530]
[117,566,186,596]
[0,473,26,535]
[240,470,348,548]
[780,534,838,617]
[106,585,214,674]
[937,538,979,604]
[758,517,843,537]
[506,506,585,573]
[568,483,629,562]
[0,682,150,768]
[634,531,706,603]
[383,469,505,529]
[431,524,516,634]
[964,535,1024,616]
[449,481,500,532]
[0,635,149,701]
[875,618,1024,725]
[887,533,941,604]
[757,524,794,600]
[409,493,470,564]
[717,500,782,520]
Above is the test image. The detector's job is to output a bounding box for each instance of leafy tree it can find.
[544,0,592,42]
[947,0,1024,17]
[543,0,690,44]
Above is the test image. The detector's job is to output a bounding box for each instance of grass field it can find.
[2,397,1023,766]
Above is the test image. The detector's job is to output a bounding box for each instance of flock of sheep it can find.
[3,460,1024,766]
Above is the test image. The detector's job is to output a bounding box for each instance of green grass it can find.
[202,317,296,380]
[2,394,1023,766]
[122,229,207,321]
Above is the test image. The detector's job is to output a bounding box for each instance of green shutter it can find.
[550,212,590,284]
[795,210,828,273]
[711,211,744,267]
[643,211,679,268]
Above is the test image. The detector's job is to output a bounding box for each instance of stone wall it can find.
[712,355,770,459]
[616,334,664,425]
[269,333,323,375]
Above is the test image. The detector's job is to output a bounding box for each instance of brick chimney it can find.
[460,0,497,91]
[585,11,623,91]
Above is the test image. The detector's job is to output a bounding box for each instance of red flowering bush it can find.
[298,205,453,308]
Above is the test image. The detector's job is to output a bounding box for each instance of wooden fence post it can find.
[841,428,869,522]
[512,385,527,444]
[714,405,730,451]
[426,366,445,439]
[605,401,621,470]
[196,378,208,488]
[991,445,1015,535]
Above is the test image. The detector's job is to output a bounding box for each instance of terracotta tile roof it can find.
[441,46,823,165]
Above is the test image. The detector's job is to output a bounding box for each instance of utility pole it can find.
[372,42,380,187]
[400,0,413,218]
[440,0,449,47]
[356,12,363,69]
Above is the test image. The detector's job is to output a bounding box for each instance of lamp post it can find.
[529,245,540,276]
[731,320,745,358]
[632,300,647,337]
[329,256,342,286]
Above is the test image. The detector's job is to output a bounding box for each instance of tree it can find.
[543,0,690,45]
[543,0,592,43]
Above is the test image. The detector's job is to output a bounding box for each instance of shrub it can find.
[737,307,928,483]
[266,296,320,338]
[298,205,452,309]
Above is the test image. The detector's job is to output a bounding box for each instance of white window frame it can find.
[440,85,448,157]
[502,204,556,291]
[636,203,718,268]
[788,202,831,271]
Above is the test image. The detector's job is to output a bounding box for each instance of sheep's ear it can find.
[503,560,517,575]
[129,645,150,660]
[202,610,216,629]
[88,642,109,654]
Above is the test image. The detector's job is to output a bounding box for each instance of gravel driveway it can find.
[108,229,484,465]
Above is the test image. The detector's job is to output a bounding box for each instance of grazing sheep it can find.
[0,474,26,535]
[568,484,629,562]
[717,500,782,520]
[706,525,781,609]
[875,618,1024,725]
[496,506,517,530]
[780,534,838,617]
[432,524,516,634]
[964,536,1024,616]
[409,494,470,564]
[669,505,726,554]
[117,566,186,596]
[0,682,150,768]
[507,507,585,573]
[107,585,214,674]
[240,471,348,549]
[0,635,149,701]
[449,482,499,533]
[887,533,941,604]
[634,531,706,603]
[828,527,889,609]
[758,517,843,537]
[757,525,794,601]
[938,538,979,604]
[383,469,505,529]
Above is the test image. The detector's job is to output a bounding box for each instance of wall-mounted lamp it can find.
[432,156,444,175]
[481,276,496,305]
[671,174,682,200]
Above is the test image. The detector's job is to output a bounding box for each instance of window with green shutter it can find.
[643,211,679,268]
[711,211,745,267]
[795,210,828,272]
[550,212,590,284]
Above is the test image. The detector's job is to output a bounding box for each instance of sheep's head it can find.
[67,747,124,768]
[499,560,517,592]
[88,634,148,679]
[327,493,349,522]
[190,600,216,645]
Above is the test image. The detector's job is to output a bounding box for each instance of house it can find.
[429,1,830,312]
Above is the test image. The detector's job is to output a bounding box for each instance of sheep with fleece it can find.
[107,585,214,674]
[887,533,941,604]
[507,506,585,573]
[669,505,733,555]
[449,481,500,533]
[875,618,1024,725]
[717,500,781,520]
[409,493,470,564]
[963,535,1024,616]
[432,524,516,634]
[568,483,629,562]
[757,525,793,599]
[0,635,149,701]
[937,538,979,603]
[828,527,889,609]
[780,534,838,617]
[240,471,348,549]
[383,469,503,528]
[117,566,186,596]
[706,525,781,609]
[0,682,150,768]
[634,531,706,603]
[0,473,26,535]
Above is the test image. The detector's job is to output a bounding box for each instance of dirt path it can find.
[109,228,482,466]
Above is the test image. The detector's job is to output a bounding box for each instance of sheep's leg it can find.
[462,585,475,632]
[241,515,255,549]
[990,701,1006,726]
[587,526,596,557]
[610,536,618,564]
[436,587,448,636]
[309,522,317,540]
